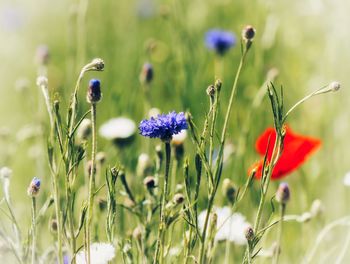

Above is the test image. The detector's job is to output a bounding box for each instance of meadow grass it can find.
[0,0,349,263]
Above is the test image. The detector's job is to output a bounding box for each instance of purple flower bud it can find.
[140,63,154,84]
[276,182,290,204]
[87,79,102,103]
[27,177,41,197]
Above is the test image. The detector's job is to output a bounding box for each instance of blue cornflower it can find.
[205,29,236,55]
[139,111,188,141]
[27,177,41,197]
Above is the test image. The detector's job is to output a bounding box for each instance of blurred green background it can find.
[0,0,349,262]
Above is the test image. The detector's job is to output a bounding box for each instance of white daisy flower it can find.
[99,117,136,141]
[198,206,250,245]
[76,243,115,264]
[344,171,350,186]
[172,130,187,145]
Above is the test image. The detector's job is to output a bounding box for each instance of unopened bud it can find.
[222,178,236,204]
[50,219,58,233]
[206,85,215,97]
[136,153,153,177]
[87,79,102,103]
[133,226,143,241]
[276,182,290,204]
[36,45,50,65]
[143,176,156,189]
[36,76,48,87]
[173,193,185,205]
[27,177,41,197]
[310,199,324,217]
[242,25,256,41]
[139,63,154,84]
[77,118,92,141]
[245,226,254,241]
[329,81,341,92]
[96,152,106,166]
[98,197,107,211]
[215,79,222,91]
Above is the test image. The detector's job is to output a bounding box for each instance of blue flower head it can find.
[205,29,236,55]
[27,177,41,197]
[87,79,101,103]
[139,111,188,141]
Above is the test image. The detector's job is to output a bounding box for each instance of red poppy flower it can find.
[249,125,321,180]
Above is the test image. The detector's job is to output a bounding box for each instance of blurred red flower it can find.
[249,126,321,180]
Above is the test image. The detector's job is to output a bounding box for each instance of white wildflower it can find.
[76,243,115,264]
[0,167,12,202]
[198,207,250,245]
[343,171,350,186]
[99,117,136,140]
[172,130,187,145]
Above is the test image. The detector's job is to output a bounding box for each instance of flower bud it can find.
[222,178,236,204]
[310,199,324,217]
[275,182,290,204]
[245,226,254,241]
[173,193,185,205]
[87,79,102,104]
[96,152,107,166]
[136,153,153,177]
[85,160,96,177]
[36,76,48,87]
[76,118,92,142]
[50,219,58,233]
[139,63,154,85]
[27,177,41,197]
[36,45,50,65]
[215,79,222,91]
[143,176,156,189]
[242,25,256,41]
[329,81,341,92]
[206,84,215,97]
[91,58,104,71]
[133,226,143,241]
[98,197,107,211]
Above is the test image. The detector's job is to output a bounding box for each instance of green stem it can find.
[52,172,63,263]
[31,197,37,264]
[86,103,97,264]
[273,204,286,264]
[153,142,171,264]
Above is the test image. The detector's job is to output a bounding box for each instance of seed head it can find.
[173,193,185,205]
[222,178,236,204]
[245,226,254,241]
[139,63,154,85]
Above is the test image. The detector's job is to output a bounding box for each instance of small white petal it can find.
[344,171,350,186]
[76,243,115,264]
[99,117,136,140]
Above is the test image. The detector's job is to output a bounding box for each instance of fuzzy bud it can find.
[98,197,107,211]
[96,152,106,166]
[50,219,58,233]
[76,118,92,141]
[136,153,153,177]
[173,193,185,205]
[27,177,41,197]
[206,84,215,97]
[139,63,154,85]
[222,178,236,204]
[310,199,324,217]
[276,182,290,204]
[133,226,143,241]
[36,45,50,65]
[87,79,102,103]
[329,81,341,92]
[242,25,256,41]
[143,176,156,189]
[245,226,254,241]
[36,76,48,87]
[215,79,222,91]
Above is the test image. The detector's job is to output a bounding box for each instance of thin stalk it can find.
[86,103,97,264]
[272,204,286,264]
[198,47,250,264]
[52,172,63,263]
[153,142,171,264]
[208,89,220,171]
[31,197,37,264]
